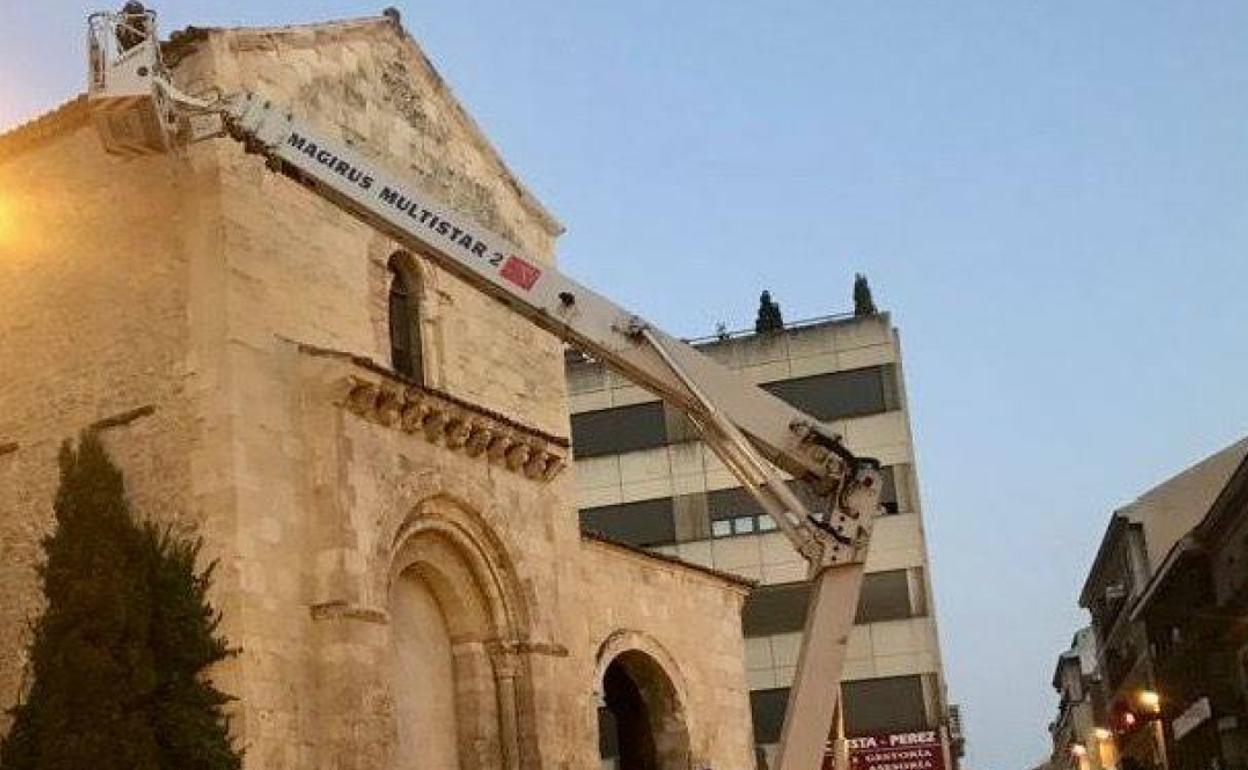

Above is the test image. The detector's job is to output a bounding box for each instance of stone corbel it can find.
[334,374,568,483]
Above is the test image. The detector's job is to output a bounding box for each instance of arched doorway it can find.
[391,569,461,769]
[385,506,527,770]
[597,649,692,770]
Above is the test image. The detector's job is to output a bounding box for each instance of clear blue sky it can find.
[4,2,1248,767]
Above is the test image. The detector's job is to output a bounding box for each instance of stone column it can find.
[452,640,504,770]
[491,646,522,770]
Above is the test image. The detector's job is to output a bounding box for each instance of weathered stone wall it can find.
[0,114,224,726]
[575,539,756,770]
[286,351,579,768]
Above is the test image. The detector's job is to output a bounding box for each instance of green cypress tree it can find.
[1,434,161,770]
[142,525,240,770]
[755,290,785,333]
[853,273,878,317]
[0,433,240,770]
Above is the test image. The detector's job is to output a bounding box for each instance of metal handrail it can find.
[564,311,871,365]
[683,311,861,346]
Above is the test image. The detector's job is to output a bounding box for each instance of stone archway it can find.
[385,496,528,770]
[595,635,692,770]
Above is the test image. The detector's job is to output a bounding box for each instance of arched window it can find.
[596,648,692,770]
[388,255,423,382]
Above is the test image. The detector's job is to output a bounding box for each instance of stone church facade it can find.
[0,15,754,770]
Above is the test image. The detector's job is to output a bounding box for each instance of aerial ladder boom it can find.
[87,10,883,769]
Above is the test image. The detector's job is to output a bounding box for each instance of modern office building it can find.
[567,305,962,766]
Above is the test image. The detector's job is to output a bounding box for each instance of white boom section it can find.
[224,92,874,530]
[228,95,839,483]
[85,12,883,770]
[775,564,866,770]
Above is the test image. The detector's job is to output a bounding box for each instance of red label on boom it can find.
[499,255,542,290]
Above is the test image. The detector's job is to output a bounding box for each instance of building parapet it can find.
[683,312,864,346]
[564,311,890,368]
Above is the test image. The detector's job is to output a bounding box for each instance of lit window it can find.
[733,516,756,534]
[759,515,778,532]
[711,520,732,538]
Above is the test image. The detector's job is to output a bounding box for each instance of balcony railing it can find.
[684,312,860,346]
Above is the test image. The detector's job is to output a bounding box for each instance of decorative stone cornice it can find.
[487,639,570,660]
[295,342,569,482]
[335,374,568,483]
[309,600,389,624]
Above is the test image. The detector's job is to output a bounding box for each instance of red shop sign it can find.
[823,730,945,770]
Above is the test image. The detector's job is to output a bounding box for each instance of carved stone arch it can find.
[386,248,442,317]
[594,630,690,702]
[385,497,528,642]
[382,490,531,770]
[594,630,693,770]
[372,477,524,630]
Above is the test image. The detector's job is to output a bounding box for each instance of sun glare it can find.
[0,188,59,259]
[0,191,24,252]
[0,195,12,247]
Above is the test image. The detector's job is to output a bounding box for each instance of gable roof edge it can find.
[0,96,89,166]
[382,19,564,238]
[182,15,564,238]
[581,531,756,591]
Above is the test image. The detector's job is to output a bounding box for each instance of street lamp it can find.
[1093,726,1119,770]
[1069,742,1091,770]
[1138,690,1167,770]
